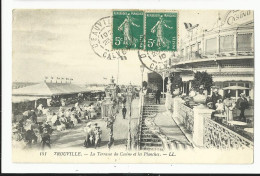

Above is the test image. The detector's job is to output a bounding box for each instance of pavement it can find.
[13,100,137,150]
[153,111,192,146]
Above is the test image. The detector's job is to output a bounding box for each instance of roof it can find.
[12,82,88,97]
[12,96,49,103]
[85,85,105,92]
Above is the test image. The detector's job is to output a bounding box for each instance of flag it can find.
[184,23,199,31]
[61,78,64,80]
[57,77,60,79]
[103,77,107,80]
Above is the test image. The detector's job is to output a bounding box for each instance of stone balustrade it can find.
[172,96,254,150]
[173,97,194,134]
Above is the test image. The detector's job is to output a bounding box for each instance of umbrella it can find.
[222,86,250,90]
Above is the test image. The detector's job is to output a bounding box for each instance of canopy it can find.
[12,82,88,97]
[85,86,105,93]
[12,96,49,103]
[222,86,250,90]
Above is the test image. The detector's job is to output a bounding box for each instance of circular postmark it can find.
[138,50,173,73]
[89,16,127,60]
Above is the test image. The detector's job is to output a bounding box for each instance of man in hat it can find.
[236,93,249,122]
[155,88,161,104]
[41,128,51,149]
[211,89,222,110]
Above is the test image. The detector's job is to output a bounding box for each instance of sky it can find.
[12,9,224,85]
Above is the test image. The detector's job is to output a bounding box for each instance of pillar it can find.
[173,97,183,119]
[193,105,214,147]
[162,72,165,98]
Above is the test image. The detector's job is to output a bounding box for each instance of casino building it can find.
[150,10,254,100]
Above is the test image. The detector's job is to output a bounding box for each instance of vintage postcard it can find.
[12,9,254,164]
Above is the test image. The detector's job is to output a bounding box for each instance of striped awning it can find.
[213,76,254,82]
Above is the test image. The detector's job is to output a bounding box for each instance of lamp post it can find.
[140,65,145,93]
[127,82,133,150]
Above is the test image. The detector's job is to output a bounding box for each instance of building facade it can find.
[163,10,254,99]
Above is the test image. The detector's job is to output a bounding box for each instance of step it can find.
[141,139,162,143]
[140,146,164,151]
[140,141,163,145]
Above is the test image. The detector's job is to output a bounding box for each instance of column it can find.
[193,105,214,147]
[234,32,238,55]
[217,35,220,54]
[173,97,183,119]
[162,72,165,98]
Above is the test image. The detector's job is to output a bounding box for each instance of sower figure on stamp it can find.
[118,13,140,47]
[151,15,173,49]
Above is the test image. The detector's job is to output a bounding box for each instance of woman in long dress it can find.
[223,94,236,122]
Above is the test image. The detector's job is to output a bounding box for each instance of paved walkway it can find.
[154,110,192,146]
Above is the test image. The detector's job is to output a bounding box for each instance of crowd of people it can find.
[185,85,251,123]
[12,100,102,150]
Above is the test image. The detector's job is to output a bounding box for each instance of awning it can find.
[213,76,254,82]
[12,96,49,103]
[223,86,250,90]
[182,76,194,82]
[12,82,88,96]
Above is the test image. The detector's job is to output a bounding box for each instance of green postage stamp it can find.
[113,11,144,50]
[112,10,178,51]
[145,12,177,51]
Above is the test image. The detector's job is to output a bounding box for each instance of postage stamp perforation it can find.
[112,9,145,51]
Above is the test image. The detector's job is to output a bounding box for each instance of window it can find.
[191,44,196,58]
[238,83,244,87]
[197,42,201,54]
[237,33,253,51]
[230,90,236,97]
[223,83,229,87]
[186,46,189,57]
[205,38,217,54]
[220,35,234,52]
[238,89,244,96]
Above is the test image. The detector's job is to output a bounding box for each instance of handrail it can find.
[137,94,144,150]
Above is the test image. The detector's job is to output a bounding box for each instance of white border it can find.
[2,0,260,173]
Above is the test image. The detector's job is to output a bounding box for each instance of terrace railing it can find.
[175,98,194,134]
[173,97,253,150]
[204,117,253,150]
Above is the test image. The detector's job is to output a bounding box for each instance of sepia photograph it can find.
[10,9,254,164]
[2,0,260,173]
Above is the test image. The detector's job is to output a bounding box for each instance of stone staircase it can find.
[139,105,165,151]
[139,104,193,151]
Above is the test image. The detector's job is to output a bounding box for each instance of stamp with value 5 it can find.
[145,12,178,51]
[113,10,144,50]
